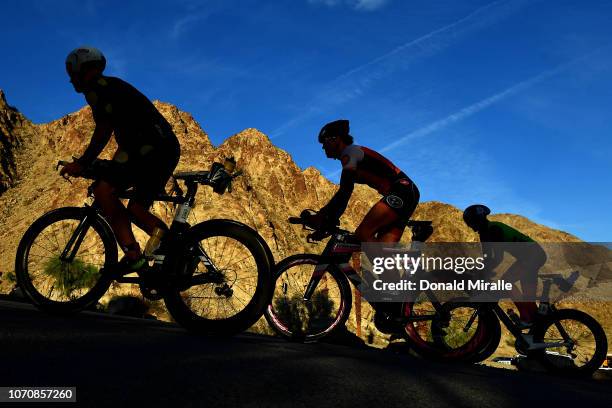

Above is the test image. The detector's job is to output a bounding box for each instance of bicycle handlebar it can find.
[56,158,243,195]
[288,209,345,242]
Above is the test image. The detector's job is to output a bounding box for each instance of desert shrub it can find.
[272,290,336,336]
[43,256,100,297]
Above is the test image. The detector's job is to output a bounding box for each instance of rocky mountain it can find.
[0,90,36,194]
[0,89,608,350]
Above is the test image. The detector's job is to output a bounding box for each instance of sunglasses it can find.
[321,136,338,145]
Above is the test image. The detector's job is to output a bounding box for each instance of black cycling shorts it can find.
[380,178,420,219]
[95,146,179,208]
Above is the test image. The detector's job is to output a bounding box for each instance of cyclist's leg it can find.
[355,179,419,242]
[127,202,167,235]
[502,260,538,323]
[356,181,419,315]
[354,201,401,243]
[92,180,141,260]
[127,150,179,235]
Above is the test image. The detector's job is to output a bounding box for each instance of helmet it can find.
[463,204,491,225]
[65,46,106,75]
[318,119,349,143]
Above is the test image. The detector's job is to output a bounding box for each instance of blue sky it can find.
[1,0,611,241]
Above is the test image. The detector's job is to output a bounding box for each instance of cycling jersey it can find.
[340,144,408,194]
[478,221,543,272]
[321,144,418,220]
[482,221,535,243]
[80,76,179,165]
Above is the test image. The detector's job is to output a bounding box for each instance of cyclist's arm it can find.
[319,169,355,221]
[77,118,113,165]
[481,225,505,270]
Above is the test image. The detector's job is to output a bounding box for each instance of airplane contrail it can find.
[271,0,530,139]
[379,51,600,154]
[335,0,512,81]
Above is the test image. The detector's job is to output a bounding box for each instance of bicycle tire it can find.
[163,220,272,335]
[15,207,116,314]
[434,302,501,364]
[403,299,500,362]
[532,308,608,376]
[264,254,352,342]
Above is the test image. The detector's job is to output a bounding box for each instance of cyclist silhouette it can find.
[463,204,547,327]
[310,119,420,327]
[60,46,180,275]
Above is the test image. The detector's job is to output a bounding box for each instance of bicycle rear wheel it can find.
[532,308,608,376]
[403,299,500,362]
[264,254,352,342]
[15,207,116,314]
[163,220,272,335]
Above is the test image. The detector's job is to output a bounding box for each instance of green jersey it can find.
[481,221,534,243]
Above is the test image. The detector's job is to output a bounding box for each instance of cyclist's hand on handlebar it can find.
[308,212,327,230]
[59,161,84,178]
[306,210,339,232]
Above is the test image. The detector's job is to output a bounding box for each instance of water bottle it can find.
[144,227,165,257]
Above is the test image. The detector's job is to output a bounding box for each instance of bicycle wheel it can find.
[532,308,608,376]
[15,207,116,314]
[163,220,272,335]
[264,254,352,342]
[403,299,500,362]
[432,301,501,363]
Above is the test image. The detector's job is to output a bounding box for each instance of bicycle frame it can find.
[58,177,218,286]
[465,290,575,353]
[302,230,446,324]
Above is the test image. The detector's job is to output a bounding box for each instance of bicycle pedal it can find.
[139,276,167,300]
[374,312,406,334]
[140,284,164,301]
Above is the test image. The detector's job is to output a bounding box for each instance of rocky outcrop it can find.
[0,90,36,194]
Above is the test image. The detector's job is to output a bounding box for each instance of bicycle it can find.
[434,271,608,375]
[263,210,496,360]
[15,158,274,335]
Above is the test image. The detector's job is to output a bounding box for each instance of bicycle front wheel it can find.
[163,220,272,335]
[15,207,116,314]
[264,254,352,342]
[532,308,608,376]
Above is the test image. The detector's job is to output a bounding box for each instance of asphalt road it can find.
[0,300,610,408]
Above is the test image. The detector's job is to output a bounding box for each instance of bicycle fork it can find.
[60,214,92,263]
[492,304,575,352]
[302,261,355,301]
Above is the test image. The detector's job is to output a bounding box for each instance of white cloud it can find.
[308,0,390,11]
